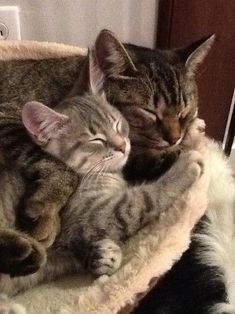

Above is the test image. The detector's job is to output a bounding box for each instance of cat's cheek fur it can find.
[42,140,61,158]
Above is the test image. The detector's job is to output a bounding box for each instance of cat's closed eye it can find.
[89,136,107,145]
[139,108,157,122]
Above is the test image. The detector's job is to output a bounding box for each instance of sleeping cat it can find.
[0,56,84,250]
[76,30,214,182]
[0,52,203,300]
[0,30,213,276]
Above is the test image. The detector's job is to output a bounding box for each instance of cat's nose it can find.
[166,134,181,145]
[115,141,126,154]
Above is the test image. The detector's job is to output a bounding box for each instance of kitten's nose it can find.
[115,141,126,154]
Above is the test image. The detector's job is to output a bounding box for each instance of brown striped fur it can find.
[91,30,214,182]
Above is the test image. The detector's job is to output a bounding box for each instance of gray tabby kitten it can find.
[0,52,203,299]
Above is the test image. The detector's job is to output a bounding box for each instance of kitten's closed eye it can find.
[114,120,122,133]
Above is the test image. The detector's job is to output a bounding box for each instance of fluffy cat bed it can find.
[0,41,210,314]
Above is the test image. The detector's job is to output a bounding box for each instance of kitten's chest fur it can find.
[69,172,126,207]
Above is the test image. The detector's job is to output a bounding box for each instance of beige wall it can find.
[0,0,158,48]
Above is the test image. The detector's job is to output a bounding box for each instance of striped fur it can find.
[91,30,215,182]
[0,56,84,249]
[134,140,235,314]
[0,31,213,254]
[0,54,204,298]
[0,100,78,250]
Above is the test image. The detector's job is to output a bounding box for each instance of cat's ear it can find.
[89,49,105,95]
[22,101,69,146]
[176,34,215,74]
[94,29,137,76]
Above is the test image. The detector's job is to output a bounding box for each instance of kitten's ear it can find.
[22,101,69,146]
[94,29,137,76]
[89,49,105,95]
[176,34,215,74]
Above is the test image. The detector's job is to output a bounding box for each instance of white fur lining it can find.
[196,141,235,314]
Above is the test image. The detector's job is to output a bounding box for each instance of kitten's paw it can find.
[0,233,46,277]
[87,239,122,276]
[27,214,61,248]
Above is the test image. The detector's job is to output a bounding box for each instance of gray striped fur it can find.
[0,54,203,297]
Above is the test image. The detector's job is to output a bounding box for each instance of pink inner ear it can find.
[22,101,68,145]
[22,102,43,136]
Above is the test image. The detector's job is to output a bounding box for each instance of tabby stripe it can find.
[88,125,96,135]
[79,196,104,217]
[21,146,43,165]
[76,156,88,169]
[142,190,154,213]
[174,69,182,106]
[163,69,177,105]
[0,134,25,150]
[63,142,81,160]
[88,197,113,228]
[155,72,171,105]
[114,193,129,234]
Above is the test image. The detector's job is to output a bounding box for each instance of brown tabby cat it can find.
[81,30,214,182]
[0,57,85,251]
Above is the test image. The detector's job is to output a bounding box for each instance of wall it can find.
[0,0,158,48]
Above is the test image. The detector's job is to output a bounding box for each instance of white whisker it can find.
[80,159,105,190]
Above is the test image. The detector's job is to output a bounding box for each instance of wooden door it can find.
[156,0,235,145]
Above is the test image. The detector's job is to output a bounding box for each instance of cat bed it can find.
[0,40,210,314]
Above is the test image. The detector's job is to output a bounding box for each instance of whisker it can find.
[93,163,106,188]
[80,159,105,190]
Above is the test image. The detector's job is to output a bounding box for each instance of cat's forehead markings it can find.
[181,104,192,118]
[173,69,181,105]
[147,93,155,110]
[89,119,102,132]
[180,92,187,109]
[156,96,167,118]
[116,75,135,80]
[88,125,96,136]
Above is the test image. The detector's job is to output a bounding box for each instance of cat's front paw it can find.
[0,232,46,277]
[26,213,61,249]
[182,118,206,148]
[87,239,122,276]
[180,150,204,179]
[21,200,61,248]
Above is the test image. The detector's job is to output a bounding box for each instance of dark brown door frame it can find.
[224,92,235,155]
